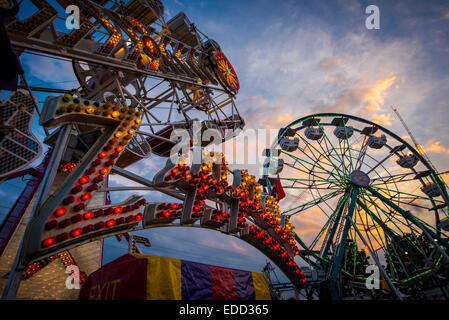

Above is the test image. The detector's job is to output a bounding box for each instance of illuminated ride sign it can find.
[5,0,240,95]
[21,93,306,289]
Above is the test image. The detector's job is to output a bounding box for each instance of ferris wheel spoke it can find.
[278,177,341,185]
[370,185,445,204]
[412,212,449,237]
[402,218,438,270]
[366,148,400,175]
[357,194,424,257]
[354,135,369,171]
[370,175,419,186]
[310,136,348,178]
[283,186,348,215]
[366,186,449,258]
[310,213,336,252]
[328,187,359,296]
[316,191,342,218]
[338,139,353,176]
[355,201,406,281]
[282,181,343,190]
[320,190,351,258]
[280,150,346,181]
[353,205,382,268]
[346,215,404,297]
[283,161,332,183]
[316,122,350,176]
[296,134,347,179]
[342,120,356,172]
[361,189,428,252]
[322,139,352,180]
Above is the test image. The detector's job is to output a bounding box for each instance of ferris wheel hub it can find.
[350,170,370,187]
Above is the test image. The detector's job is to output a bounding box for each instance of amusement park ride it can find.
[0,0,448,300]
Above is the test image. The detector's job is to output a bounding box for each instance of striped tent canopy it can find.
[79,253,271,300]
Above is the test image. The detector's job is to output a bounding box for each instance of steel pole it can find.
[322,190,351,259]
[329,187,358,300]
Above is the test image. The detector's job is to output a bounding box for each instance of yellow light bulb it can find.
[86,105,95,114]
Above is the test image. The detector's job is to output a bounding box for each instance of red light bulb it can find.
[83,211,94,219]
[79,175,90,184]
[55,208,67,217]
[106,219,116,227]
[81,192,92,201]
[70,228,83,237]
[99,151,108,159]
[42,237,56,248]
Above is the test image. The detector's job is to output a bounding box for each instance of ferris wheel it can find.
[264,113,449,299]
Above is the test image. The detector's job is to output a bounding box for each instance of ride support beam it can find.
[329,187,358,300]
[347,216,405,300]
[356,199,421,262]
[321,190,350,260]
[366,186,449,261]
[2,125,71,300]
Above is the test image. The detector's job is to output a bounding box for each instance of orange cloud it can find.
[320,75,397,114]
[275,113,294,125]
[422,139,449,155]
[370,113,394,126]
[361,76,397,113]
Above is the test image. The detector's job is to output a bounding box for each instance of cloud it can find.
[360,76,397,113]
[20,54,75,86]
[422,139,449,155]
[274,113,294,125]
[318,56,346,71]
[370,113,395,127]
[234,15,414,135]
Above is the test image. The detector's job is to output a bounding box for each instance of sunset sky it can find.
[2,0,449,287]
